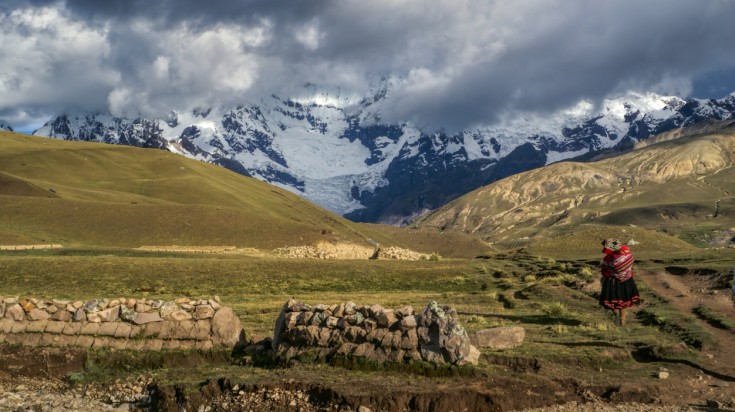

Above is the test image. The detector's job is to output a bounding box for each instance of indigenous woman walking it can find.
[599,239,640,326]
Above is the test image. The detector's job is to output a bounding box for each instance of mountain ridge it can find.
[23,86,735,224]
[412,124,735,252]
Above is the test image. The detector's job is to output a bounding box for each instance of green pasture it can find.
[1,247,723,363]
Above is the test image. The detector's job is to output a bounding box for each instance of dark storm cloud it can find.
[1,0,331,25]
[2,0,735,132]
[375,0,735,130]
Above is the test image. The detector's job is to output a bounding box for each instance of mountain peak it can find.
[31,89,735,224]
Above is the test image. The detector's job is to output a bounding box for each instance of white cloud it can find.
[105,19,267,117]
[294,21,322,50]
[0,6,117,115]
[2,0,735,132]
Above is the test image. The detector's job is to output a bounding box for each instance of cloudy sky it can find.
[2,0,735,132]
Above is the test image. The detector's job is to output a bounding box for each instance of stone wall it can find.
[272,299,479,366]
[274,242,428,261]
[0,296,243,351]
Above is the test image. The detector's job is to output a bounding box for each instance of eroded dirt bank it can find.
[0,346,679,412]
[148,377,669,412]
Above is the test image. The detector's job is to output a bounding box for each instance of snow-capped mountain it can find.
[0,120,13,131]
[32,86,735,224]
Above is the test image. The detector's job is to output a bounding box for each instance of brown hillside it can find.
[414,128,735,252]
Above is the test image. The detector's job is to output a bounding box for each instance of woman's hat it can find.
[602,238,623,251]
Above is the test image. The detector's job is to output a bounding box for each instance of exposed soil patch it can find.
[1,340,734,411]
[482,354,542,373]
[631,269,735,405]
[640,268,735,349]
[0,345,86,379]
[147,375,617,412]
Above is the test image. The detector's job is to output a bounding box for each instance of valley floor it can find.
[1,250,734,411]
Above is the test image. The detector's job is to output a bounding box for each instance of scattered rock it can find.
[469,326,526,350]
[373,246,426,260]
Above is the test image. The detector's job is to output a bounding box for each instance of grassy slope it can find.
[0,131,488,256]
[0,132,390,249]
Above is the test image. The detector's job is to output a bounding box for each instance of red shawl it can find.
[601,246,634,282]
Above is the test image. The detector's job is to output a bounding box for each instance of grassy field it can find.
[2,246,725,351]
[4,245,728,406]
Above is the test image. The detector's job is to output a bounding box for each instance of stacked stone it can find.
[0,295,242,351]
[272,299,478,366]
[373,246,426,261]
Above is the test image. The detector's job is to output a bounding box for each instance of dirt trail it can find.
[638,269,735,380]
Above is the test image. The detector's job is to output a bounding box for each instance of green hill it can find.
[413,126,735,257]
[0,131,400,250]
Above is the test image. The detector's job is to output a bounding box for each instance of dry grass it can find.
[414,130,735,254]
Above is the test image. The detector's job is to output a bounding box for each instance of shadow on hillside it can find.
[632,350,735,382]
[459,312,582,326]
[535,340,626,349]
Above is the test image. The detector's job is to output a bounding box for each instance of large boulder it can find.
[211,307,244,347]
[418,301,476,365]
[469,326,525,350]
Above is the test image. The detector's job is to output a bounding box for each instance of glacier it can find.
[29,86,735,224]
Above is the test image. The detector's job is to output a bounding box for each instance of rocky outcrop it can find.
[0,296,243,351]
[272,299,478,366]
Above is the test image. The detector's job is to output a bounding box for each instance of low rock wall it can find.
[0,296,243,351]
[272,299,479,365]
